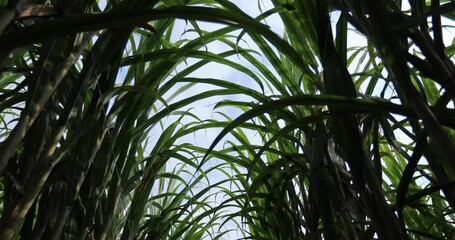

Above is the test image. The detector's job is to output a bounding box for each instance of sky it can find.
[148,1,286,238]
[24,0,452,238]
[0,0,453,239]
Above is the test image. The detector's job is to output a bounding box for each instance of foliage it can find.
[0,0,455,240]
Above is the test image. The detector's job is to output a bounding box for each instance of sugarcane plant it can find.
[1,0,455,239]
